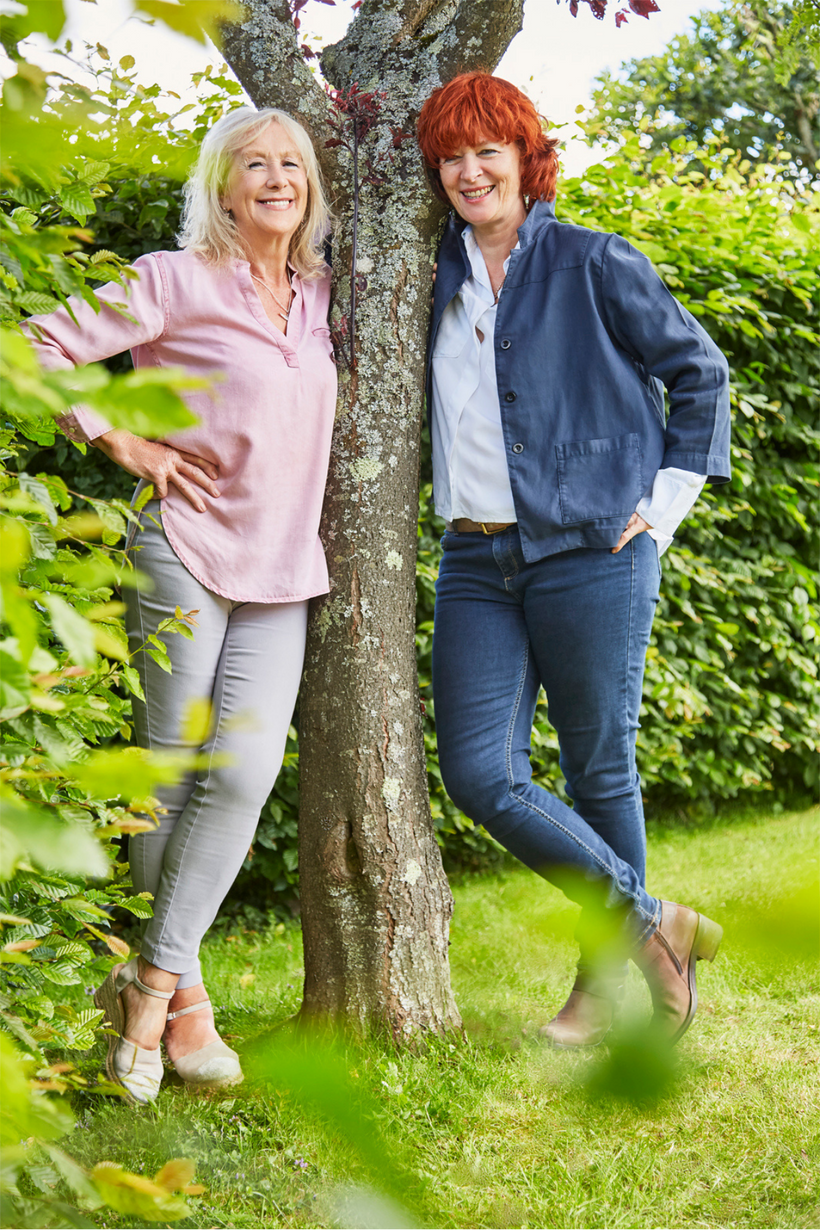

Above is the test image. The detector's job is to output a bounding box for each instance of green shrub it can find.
[1,37,219,1225]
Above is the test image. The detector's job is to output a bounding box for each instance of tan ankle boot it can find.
[634,901,723,1043]
[542,971,624,1048]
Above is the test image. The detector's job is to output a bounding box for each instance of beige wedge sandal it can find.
[165,999,243,1089]
[93,958,173,1104]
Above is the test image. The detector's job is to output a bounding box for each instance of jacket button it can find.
[500,339,511,350]
[505,391,516,402]
[512,443,524,454]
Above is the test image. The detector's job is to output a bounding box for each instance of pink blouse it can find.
[26,249,337,603]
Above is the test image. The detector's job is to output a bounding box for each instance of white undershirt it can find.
[430,226,706,555]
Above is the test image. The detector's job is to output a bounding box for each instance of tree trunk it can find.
[221,0,524,1037]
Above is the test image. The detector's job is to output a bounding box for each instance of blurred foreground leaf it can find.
[583,1023,679,1106]
[726,881,820,969]
[246,1032,423,1227]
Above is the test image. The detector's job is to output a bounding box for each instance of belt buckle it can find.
[480,522,504,535]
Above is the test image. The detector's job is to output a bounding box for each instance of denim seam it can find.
[635,902,661,944]
[131,581,152,899]
[495,532,520,591]
[504,640,531,792]
[507,789,655,923]
[624,539,636,792]
[500,626,654,926]
[143,618,232,965]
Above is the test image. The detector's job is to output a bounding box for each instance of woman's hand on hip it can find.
[94,429,220,513]
[611,512,652,554]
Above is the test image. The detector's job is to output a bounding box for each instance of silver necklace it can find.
[251,270,293,320]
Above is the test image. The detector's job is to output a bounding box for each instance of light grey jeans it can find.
[125,504,308,988]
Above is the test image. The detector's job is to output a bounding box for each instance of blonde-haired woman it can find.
[26,107,337,1102]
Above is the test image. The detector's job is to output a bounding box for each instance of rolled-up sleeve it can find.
[22,254,168,443]
[600,234,731,484]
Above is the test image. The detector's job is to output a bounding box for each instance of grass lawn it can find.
[67,806,819,1229]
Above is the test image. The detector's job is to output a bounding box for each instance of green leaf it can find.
[40,959,83,986]
[0,789,109,881]
[1,0,67,43]
[69,746,194,803]
[0,649,31,720]
[59,182,96,224]
[146,645,173,674]
[41,594,97,669]
[15,291,61,315]
[59,897,111,921]
[0,1034,75,1142]
[134,483,155,512]
[23,994,54,1019]
[41,1142,99,1203]
[50,939,94,963]
[115,894,154,920]
[77,160,110,186]
[19,472,59,525]
[120,664,145,701]
[92,1161,190,1220]
[135,0,247,46]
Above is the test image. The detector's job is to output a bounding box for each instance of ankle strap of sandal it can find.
[166,999,211,1022]
[134,973,175,1001]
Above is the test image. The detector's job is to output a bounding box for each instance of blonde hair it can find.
[179,106,332,279]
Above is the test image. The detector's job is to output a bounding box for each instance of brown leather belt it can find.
[450,519,516,535]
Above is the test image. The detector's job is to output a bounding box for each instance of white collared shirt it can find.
[430,227,706,554]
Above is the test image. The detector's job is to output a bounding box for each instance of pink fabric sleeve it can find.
[22,254,169,443]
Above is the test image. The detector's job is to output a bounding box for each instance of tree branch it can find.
[436,0,525,78]
[792,89,819,165]
[219,0,329,132]
[322,0,525,109]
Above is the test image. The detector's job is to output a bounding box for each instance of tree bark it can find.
[221,0,524,1037]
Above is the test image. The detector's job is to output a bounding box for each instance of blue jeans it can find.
[432,525,661,952]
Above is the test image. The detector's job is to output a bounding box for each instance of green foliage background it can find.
[589,0,820,184]
[0,36,241,1226]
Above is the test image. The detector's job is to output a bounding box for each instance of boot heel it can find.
[694,914,723,962]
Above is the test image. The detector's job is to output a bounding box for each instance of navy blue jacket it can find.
[427,200,731,562]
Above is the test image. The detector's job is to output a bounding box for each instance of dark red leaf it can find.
[569,0,578,14]
[300,43,317,59]
[628,0,660,16]
[615,9,628,25]
[324,137,343,148]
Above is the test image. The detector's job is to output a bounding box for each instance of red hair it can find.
[417,72,560,204]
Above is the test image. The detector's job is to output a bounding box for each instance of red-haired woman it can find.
[417,72,731,1047]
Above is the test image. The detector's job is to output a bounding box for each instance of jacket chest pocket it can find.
[556,433,644,525]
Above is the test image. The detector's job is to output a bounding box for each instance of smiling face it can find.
[438,135,527,234]
[221,122,309,253]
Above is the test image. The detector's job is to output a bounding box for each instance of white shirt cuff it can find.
[637,466,707,556]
